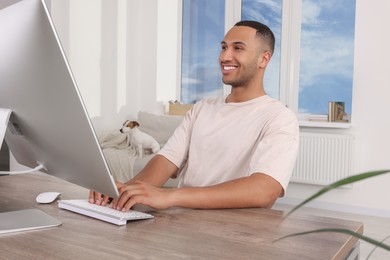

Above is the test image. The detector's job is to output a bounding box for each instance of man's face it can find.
[219,26,264,88]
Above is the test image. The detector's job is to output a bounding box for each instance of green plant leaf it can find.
[274,228,390,251]
[284,170,390,218]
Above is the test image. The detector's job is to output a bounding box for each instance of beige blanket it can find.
[98,131,137,183]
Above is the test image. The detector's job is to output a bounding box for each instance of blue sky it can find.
[241,0,282,99]
[298,0,355,114]
[181,0,225,103]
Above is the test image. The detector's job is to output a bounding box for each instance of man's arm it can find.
[89,154,178,205]
[111,172,282,211]
[170,173,282,209]
[127,154,179,187]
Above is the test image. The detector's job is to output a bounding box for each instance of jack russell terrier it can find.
[120,120,160,157]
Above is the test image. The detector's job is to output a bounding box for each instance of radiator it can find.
[291,132,355,185]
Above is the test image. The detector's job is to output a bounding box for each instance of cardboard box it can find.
[168,104,193,116]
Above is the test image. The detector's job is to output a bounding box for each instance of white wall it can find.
[51,0,174,133]
[156,0,181,105]
[280,0,390,217]
[49,0,390,217]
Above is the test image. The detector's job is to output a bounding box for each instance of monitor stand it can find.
[0,209,62,234]
[0,108,11,176]
[0,108,62,234]
[0,108,11,150]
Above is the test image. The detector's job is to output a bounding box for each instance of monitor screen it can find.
[0,0,118,198]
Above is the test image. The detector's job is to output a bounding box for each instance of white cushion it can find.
[137,111,184,145]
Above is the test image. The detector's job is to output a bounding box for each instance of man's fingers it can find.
[89,190,99,203]
[115,185,145,210]
[101,195,112,206]
[89,190,104,205]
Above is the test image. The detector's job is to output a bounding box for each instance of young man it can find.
[90,21,299,210]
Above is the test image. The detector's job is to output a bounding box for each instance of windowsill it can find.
[299,120,352,129]
[298,113,352,129]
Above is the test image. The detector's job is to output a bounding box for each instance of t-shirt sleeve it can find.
[249,109,299,196]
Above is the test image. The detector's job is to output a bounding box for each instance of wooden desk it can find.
[0,174,362,259]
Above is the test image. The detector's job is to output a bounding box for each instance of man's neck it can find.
[226,87,266,103]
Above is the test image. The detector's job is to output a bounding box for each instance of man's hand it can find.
[89,181,125,206]
[89,155,178,210]
[110,181,173,211]
[89,190,110,206]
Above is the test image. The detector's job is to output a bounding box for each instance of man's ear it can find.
[258,51,271,68]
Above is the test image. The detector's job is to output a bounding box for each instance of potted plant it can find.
[275,170,390,257]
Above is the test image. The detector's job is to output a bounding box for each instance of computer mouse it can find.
[36,192,61,204]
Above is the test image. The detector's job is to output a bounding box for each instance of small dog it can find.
[120,120,160,157]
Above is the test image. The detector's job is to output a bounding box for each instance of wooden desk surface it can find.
[0,174,363,260]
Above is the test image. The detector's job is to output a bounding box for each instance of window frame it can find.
[177,0,353,128]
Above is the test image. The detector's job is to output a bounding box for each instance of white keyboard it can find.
[58,199,154,225]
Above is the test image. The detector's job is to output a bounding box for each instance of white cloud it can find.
[299,0,355,90]
[299,31,354,88]
[242,0,282,28]
[181,77,202,85]
[301,0,321,25]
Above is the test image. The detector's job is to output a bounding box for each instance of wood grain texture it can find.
[0,174,363,259]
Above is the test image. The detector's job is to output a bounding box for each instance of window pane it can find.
[181,0,225,104]
[298,0,356,115]
[241,0,282,99]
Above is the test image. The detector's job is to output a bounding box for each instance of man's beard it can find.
[222,60,258,88]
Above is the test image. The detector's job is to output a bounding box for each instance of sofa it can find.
[133,111,184,187]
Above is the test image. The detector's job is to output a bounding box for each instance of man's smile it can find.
[221,64,238,74]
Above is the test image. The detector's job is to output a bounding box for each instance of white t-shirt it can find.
[158,95,299,195]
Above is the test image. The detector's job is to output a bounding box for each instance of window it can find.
[180,0,281,103]
[241,0,282,100]
[180,0,225,104]
[180,0,356,121]
[298,0,356,115]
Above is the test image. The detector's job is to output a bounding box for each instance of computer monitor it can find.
[0,0,119,231]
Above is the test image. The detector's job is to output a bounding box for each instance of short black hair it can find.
[234,20,275,55]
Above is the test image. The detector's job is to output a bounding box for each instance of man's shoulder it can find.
[253,96,298,127]
[261,96,294,113]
